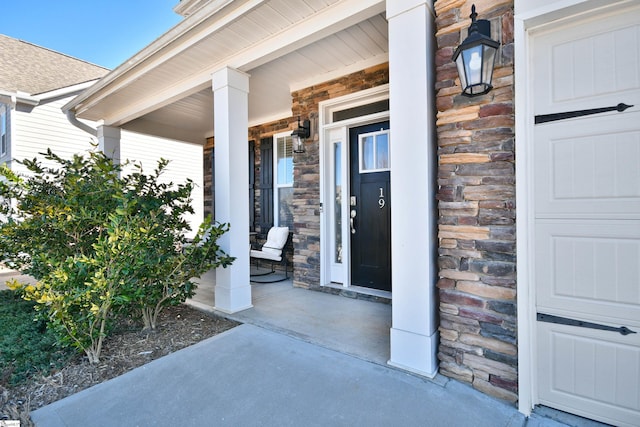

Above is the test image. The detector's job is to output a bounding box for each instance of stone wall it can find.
[434,0,517,402]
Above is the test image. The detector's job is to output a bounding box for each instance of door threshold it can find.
[320,283,391,304]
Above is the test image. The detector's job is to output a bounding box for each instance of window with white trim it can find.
[274,132,294,228]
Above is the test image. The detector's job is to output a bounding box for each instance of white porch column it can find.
[212,66,252,313]
[387,0,439,377]
[97,125,121,165]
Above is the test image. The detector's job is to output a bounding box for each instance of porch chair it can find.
[250,226,290,283]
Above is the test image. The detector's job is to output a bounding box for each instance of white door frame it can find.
[514,0,637,415]
[318,84,390,289]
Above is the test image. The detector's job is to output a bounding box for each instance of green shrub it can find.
[0,289,71,385]
[0,149,233,363]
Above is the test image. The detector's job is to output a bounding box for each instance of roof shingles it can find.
[0,34,109,95]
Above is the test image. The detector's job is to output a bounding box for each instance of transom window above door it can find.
[359,129,390,173]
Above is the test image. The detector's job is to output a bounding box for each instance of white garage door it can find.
[533,5,640,427]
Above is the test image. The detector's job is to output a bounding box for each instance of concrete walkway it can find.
[32,324,525,427]
[3,269,605,426]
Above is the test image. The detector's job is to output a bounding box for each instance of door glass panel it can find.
[334,142,342,264]
[359,130,390,173]
[362,135,374,170]
[376,133,389,169]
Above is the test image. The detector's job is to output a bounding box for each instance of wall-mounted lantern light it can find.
[292,116,310,154]
[452,4,500,97]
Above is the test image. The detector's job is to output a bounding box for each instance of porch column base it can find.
[214,285,253,314]
[388,328,439,378]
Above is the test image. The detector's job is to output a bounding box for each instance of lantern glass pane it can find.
[482,45,498,85]
[463,45,483,86]
[292,134,304,153]
[455,54,468,90]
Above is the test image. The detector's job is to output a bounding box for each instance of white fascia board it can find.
[64,0,255,114]
[39,80,100,104]
[174,0,222,17]
[1,81,96,108]
[74,0,386,127]
[0,91,39,107]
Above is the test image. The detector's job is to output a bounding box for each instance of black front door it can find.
[349,122,391,291]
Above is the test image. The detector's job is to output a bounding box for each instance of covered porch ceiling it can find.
[65,0,389,144]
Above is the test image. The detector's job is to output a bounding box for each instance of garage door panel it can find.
[533,5,640,425]
[535,119,640,216]
[534,7,640,114]
[537,323,640,427]
[536,220,640,325]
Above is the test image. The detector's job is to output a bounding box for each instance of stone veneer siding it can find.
[288,63,389,288]
[203,64,389,288]
[434,0,517,402]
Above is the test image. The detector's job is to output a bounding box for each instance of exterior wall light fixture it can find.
[292,116,310,154]
[452,4,500,97]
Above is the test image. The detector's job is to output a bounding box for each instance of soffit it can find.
[70,0,387,143]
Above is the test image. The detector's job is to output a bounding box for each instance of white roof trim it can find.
[37,80,99,101]
[64,0,264,113]
[66,0,386,127]
[1,80,100,108]
[0,91,39,106]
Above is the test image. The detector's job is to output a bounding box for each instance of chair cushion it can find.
[250,226,288,261]
[263,226,289,252]
[250,249,281,261]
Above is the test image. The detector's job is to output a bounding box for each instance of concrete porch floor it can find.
[188,268,393,367]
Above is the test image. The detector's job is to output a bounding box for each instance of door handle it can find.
[350,210,356,234]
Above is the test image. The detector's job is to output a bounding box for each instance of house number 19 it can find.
[378,187,385,209]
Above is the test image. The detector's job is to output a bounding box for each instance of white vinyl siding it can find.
[120,132,204,236]
[12,97,97,170]
[10,94,204,235]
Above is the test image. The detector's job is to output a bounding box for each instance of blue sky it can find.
[2,1,183,69]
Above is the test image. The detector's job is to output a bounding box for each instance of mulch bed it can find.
[0,304,239,426]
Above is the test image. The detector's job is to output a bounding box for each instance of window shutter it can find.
[259,137,274,232]
[249,140,255,231]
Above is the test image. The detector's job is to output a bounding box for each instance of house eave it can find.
[64,0,387,132]
[0,91,39,107]
[63,0,260,115]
